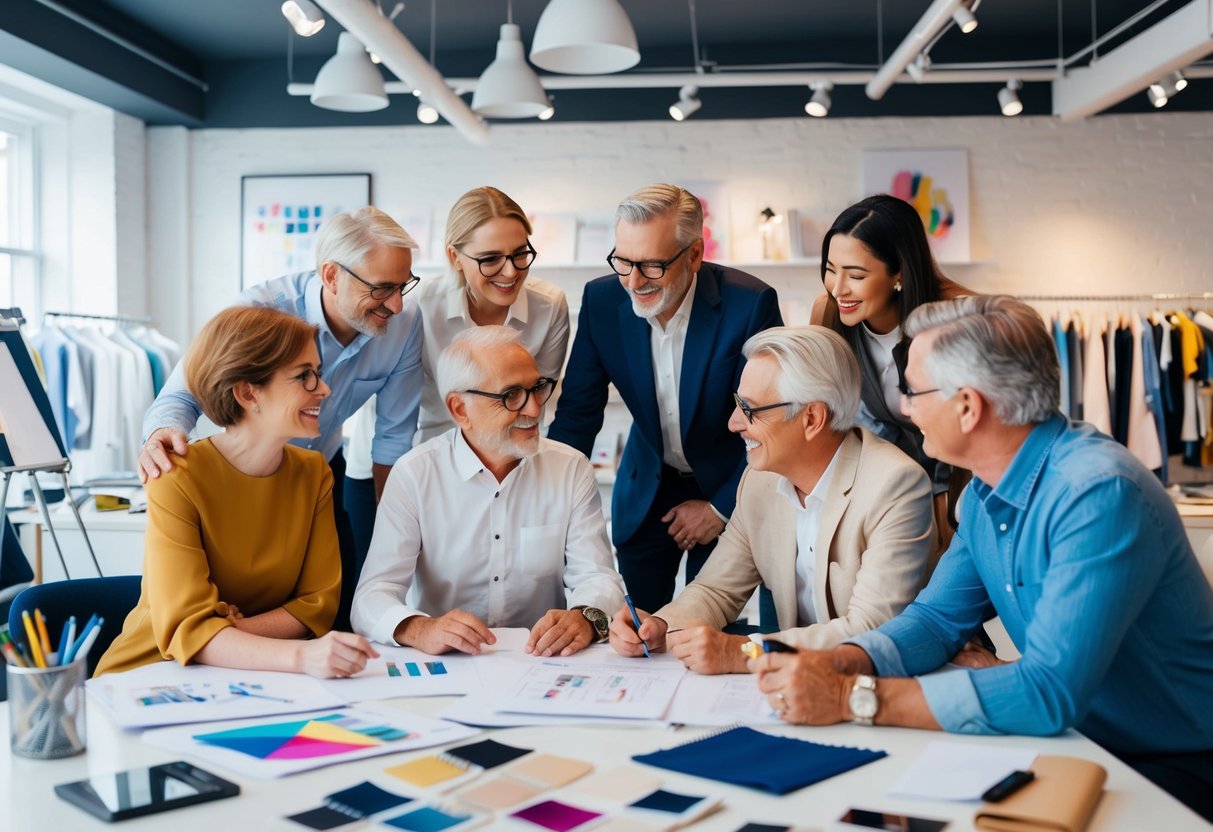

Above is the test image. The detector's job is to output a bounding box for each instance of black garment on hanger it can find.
[1113,323,1134,446]
[1163,326,1185,450]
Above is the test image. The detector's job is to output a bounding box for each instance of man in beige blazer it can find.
[609,325,935,674]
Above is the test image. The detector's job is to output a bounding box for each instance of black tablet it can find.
[54,760,240,822]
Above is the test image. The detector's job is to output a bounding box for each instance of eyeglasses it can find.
[289,367,323,393]
[606,242,694,280]
[457,245,538,278]
[463,377,558,412]
[337,263,421,301]
[898,382,941,400]
[733,393,795,424]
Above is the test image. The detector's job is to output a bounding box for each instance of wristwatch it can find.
[849,674,879,726]
[572,606,610,642]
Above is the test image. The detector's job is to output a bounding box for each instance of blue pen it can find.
[623,593,651,658]
[57,615,77,665]
[64,613,98,665]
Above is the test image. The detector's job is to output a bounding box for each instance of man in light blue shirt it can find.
[751,296,1213,822]
[138,207,424,630]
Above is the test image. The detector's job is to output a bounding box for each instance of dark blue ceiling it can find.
[1,0,1209,128]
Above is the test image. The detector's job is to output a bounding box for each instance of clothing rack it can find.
[43,310,152,324]
[1018,293,1213,302]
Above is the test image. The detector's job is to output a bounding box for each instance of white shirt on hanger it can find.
[351,430,625,645]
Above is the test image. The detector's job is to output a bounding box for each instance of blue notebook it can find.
[632,726,886,795]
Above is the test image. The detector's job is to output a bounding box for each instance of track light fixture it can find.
[1147,70,1188,109]
[281,0,325,37]
[998,79,1023,117]
[906,54,931,83]
[669,85,701,121]
[952,2,978,34]
[417,100,439,124]
[1171,70,1188,92]
[1146,84,1169,108]
[804,82,832,118]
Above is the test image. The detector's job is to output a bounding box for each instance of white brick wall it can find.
[145,112,1213,342]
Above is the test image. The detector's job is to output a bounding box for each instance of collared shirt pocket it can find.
[516,523,565,577]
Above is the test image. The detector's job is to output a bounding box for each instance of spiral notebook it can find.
[632,726,886,795]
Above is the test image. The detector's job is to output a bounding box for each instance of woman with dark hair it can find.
[95,306,378,677]
[811,194,971,552]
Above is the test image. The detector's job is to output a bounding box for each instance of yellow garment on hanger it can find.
[1170,312,1202,378]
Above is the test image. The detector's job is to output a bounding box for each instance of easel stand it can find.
[2,460,103,581]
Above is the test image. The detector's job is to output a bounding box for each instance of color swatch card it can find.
[506,753,594,789]
[287,781,414,829]
[566,766,663,804]
[143,705,479,779]
[445,738,532,770]
[493,659,686,720]
[318,644,479,701]
[455,775,545,811]
[377,801,487,831]
[506,798,605,831]
[87,661,347,728]
[385,753,482,793]
[624,788,721,829]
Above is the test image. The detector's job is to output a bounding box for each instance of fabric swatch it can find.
[456,775,543,810]
[386,755,469,787]
[568,766,663,803]
[382,805,475,831]
[327,781,412,816]
[631,788,703,814]
[285,806,356,830]
[508,753,593,788]
[511,799,602,831]
[446,738,532,769]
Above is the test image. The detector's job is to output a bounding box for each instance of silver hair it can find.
[741,326,861,431]
[435,326,523,400]
[315,206,418,271]
[615,183,704,248]
[904,295,1060,425]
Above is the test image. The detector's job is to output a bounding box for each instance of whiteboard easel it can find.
[0,312,102,579]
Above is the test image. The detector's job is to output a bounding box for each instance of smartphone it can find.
[54,760,240,822]
[835,808,950,831]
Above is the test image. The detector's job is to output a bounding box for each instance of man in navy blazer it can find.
[549,184,783,612]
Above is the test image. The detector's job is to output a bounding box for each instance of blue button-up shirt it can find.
[849,414,1213,755]
[143,271,423,466]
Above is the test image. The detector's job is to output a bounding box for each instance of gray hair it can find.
[741,326,861,431]
[615,184,704,248]
[436,326,523,400]
[315,206,418,271]
[904,295,1060,425]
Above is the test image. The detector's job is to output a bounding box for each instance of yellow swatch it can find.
[386,755,467,787]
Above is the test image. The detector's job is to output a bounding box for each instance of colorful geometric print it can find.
[194,712,415,760]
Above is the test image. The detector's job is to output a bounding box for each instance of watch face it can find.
[582,608,610,638]
[850,688,878,719]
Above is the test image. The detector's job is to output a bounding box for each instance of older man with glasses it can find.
[548,183,783,615]
[139,206,425,631]
[609,326,935,675]
[352,326,624,657]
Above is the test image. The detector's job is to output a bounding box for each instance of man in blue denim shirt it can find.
[137,207,425,631]
[752,296,1213,821]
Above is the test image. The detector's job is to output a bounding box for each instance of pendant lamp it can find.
[472,23,550,119]
[530,0,640,75]
[311,32,389,112]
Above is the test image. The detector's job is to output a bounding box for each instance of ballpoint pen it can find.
[623,593,651,657]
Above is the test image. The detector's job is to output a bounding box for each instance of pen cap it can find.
[7,655,87,759]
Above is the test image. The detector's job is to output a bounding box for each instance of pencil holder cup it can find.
[7,656,87,759]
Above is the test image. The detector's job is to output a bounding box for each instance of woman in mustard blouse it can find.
[95,306,378,677]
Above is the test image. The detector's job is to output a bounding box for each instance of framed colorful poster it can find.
[241,173,372,287]
[861,150,970,263]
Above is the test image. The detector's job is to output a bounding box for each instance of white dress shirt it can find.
[774,445,842,627]
[649,274,697,472]
[413,273,570,444]
[352,430,625,644]
[860,322,903,417]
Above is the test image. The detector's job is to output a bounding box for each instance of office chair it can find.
[7,575,141,678]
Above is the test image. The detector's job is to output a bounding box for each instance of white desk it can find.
[1,693,1205,832]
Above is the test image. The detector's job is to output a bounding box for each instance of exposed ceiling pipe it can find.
[314,0,489,144]
[1053,0,1213,121]
[865,0,965,100]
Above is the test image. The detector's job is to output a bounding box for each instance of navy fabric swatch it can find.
[631,788,702,813]
[446,738,532,769]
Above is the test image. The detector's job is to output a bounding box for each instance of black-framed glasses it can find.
[289,367,323,393]
[607,242,694,280]
[457,245,538,278]
[733,393,795,424]
[898,382,941,400]
[463,377,558,412]
[337,262,421,301]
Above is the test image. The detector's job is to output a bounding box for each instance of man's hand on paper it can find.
[609,606,669,656]
[666,626,750,674]
[525,609,593,657]
[138,427,189,483]
[296,631,379,678]
[751,650,850,725]
[396,610,496,655]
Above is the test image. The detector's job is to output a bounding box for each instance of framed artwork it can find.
[241,173,372,287]
[679,180,730,261]
[861,150,971,264]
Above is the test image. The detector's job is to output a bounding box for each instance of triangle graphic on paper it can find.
[298,718,381,746]
[197,733,293,759]
[267,735,373,759]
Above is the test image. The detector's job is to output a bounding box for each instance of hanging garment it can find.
[1125,315,1162,471]
[1112,322,1134,445]
[1083,313,1112,436]
[1140,319,1169,483]
[1068,316,1083,421]
[1053,316,1071,417]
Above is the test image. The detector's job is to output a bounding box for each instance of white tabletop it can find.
[1,692,1206,832]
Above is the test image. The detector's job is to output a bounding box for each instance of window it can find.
[0,116,39,316]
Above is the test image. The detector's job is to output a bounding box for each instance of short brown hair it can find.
[184,305,318,427]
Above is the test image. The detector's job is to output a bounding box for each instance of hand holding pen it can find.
[608,599,670,657]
